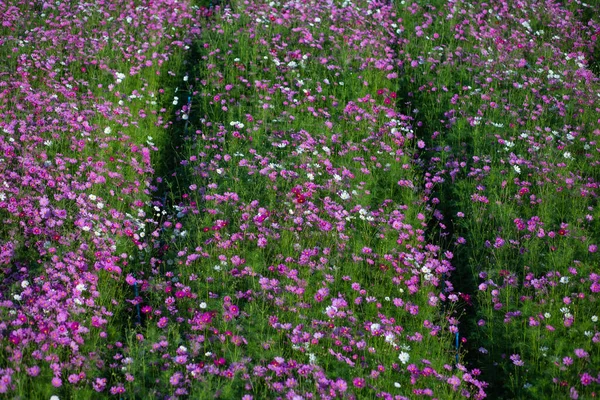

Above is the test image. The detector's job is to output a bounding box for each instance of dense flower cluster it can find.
[0,0,206,396]
[1,0,599,398]
[399,0,600,397]
[132,0,486,397]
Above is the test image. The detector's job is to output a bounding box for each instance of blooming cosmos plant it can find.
[0,0,599,398]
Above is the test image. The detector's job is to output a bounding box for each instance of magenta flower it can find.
[352,377,365,388]
[93,378,107,392]
[109,385,126,395]
[580,373,594,386]
[157,317,168,328]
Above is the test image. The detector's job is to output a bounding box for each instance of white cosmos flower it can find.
[398,351,410,364]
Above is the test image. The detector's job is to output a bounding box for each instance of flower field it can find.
[0,0,598,398]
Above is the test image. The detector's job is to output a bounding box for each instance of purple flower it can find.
[574,349,589,359]
[510,354,524,366]
[352,377,365,388]
[109,385,126,395]
[570,387,579,400]
[335,378,348,392]
[580,373,594,386]
[93,378,107,392]
[157,317,168,328]
[170,372,183,386]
